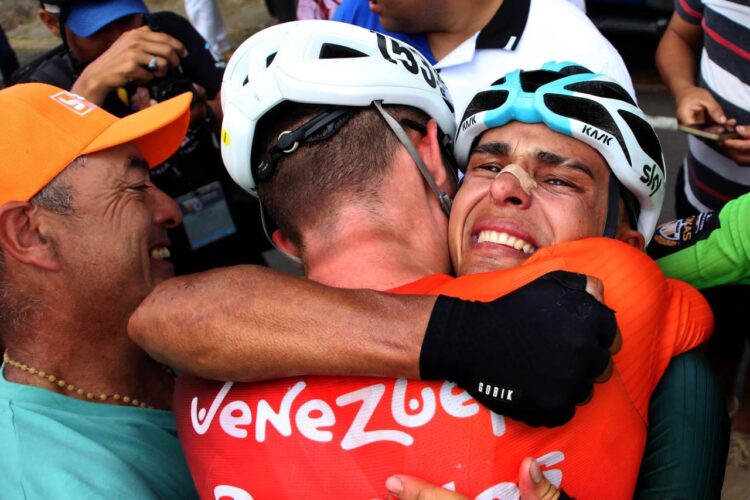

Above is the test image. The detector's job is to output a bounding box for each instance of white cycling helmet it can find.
[455,62,666,242]
[221,20,456,199]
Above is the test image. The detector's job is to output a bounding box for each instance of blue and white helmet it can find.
[220,20,456,195]
[455,62,665,242]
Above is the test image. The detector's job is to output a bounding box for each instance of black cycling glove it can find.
[420,270,617,428]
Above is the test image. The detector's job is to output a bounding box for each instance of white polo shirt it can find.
[433,0,636,117]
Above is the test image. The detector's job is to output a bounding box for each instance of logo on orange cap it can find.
[0,83,192,206]
[50,91,97,116]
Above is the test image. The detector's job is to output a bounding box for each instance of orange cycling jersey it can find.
[175,238,712,499]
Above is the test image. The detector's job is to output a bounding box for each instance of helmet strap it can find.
[254,107,356,183]
[253,107,357,267]
[603,174,621,239]
[372,100,453,216]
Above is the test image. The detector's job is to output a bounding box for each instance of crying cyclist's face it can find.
[448,122,614,277]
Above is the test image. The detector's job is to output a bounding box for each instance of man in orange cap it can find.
[0,83,198,498]
[13,0,271,276]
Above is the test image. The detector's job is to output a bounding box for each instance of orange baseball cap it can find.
[0,83,191,205]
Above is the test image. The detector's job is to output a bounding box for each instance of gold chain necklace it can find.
[2,351,152,409]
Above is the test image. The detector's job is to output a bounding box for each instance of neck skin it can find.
[3,272,174,410]
[300,151,452,291]
[427,0,503,61]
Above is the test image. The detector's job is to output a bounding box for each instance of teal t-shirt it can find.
[0,364,198,499]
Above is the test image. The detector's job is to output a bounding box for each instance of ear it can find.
[271,229,301,259]
[616,226,645,251]
[38,10,62,37]
[615,199,645,250]
[414,119,457,197]
[0,203,62,272]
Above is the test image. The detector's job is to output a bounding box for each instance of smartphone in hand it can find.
[678,123,739,141]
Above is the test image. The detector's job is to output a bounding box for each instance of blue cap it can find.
[66,0,149,37]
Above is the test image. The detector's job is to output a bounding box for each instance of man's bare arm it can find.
[129,266,617,427]
[128,265,432,381]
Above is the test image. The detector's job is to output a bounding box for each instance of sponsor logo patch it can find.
[653,212,717,248]
[49,91,96,116]
[639,163,663,196]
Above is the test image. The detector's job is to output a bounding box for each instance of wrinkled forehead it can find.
[468,122,609,172]
[65,143,147,189]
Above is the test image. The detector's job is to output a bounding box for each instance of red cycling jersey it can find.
[175,238,712,499]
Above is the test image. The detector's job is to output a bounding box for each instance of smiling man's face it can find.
[48,144,182,310]
[449,121,614,276]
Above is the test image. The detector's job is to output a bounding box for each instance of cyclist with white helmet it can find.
[428,62,729,499]
[220,17,456,212]
[391,62,743,499]
[150,22,716,499]
[213,20,616,429]
[452,61,665,248]
[391,62,723,499]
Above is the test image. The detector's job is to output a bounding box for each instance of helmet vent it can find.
[319,43,368,59]
[618,109,665,173]
[461,90,509,124]
[544,94,631,165]
[266,52,277,67]
[558,64,592,76]
[564,81,636,107]
[520,70,564,92]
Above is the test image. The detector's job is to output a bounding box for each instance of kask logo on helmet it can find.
[461,115,477,132]
[581,125,613,146]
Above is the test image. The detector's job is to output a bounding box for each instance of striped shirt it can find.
[675,0,750,211]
